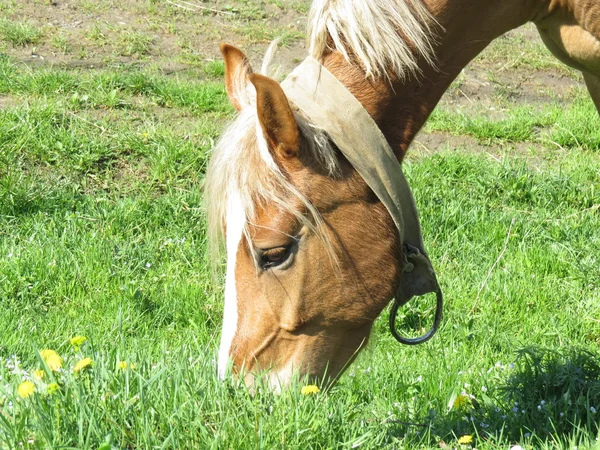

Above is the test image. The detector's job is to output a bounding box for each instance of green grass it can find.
[50,33,71,54]
[426,95,600,150]
[115,31,154,57]
[1,3,600,448]
[2,135,599,447]
[0,56,229,113]
[0,19,43,47]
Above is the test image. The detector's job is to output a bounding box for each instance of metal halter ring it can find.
[389,287,443,345]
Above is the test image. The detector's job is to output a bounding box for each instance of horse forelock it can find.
[308,0,438,80]
[204,96,340,265]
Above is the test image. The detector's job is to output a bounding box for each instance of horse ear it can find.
[249,73,300,161]
[220,43,253,111]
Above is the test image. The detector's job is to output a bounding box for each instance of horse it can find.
[205,0,600,389]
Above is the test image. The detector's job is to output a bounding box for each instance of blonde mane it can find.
[308,0,437,79]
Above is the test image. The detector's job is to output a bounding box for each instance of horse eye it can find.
[261,246,291,269]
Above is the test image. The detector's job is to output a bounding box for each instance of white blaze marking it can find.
[268,359,295,393]
[217,192,245,379]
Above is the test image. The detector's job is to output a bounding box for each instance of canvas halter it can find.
[281,57,443,345]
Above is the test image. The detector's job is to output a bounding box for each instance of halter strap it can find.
[281,57,443,345]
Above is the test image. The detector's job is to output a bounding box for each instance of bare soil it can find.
[2,0,309,71]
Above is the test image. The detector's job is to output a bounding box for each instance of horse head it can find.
[205,44,406,389]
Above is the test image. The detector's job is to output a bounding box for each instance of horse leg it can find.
[582,72,600,115]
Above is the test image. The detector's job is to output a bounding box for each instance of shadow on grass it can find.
[392,346,600,445]
[0,168,86,217]
[498,346,600,437]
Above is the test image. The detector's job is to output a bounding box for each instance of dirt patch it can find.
[413,131,529,160]
[442,66,582,112]
[1,0,308,71]
[410,130,579,170]
[0,95,20,109]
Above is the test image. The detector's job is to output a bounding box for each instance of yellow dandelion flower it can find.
[40,349,63,371]
[17,381,35,398]
[458,435,473,445]
[73,357,93,372]
[33,369,45,380]
[301,385,320,395]
[453,394,471,409]
[46,383,60,395]
[118,361,135,370]
[70,335,87,351]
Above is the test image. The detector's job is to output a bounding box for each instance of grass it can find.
[426,93,600,150]
[234,22,305,45]
[1,1,600,448]
[2,139,599,447]
[50,33,71,54]
[0,19,43,47]
[115,31,154,57]
[476,24,577,75]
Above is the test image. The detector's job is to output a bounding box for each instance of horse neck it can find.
[321,0,546,160]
